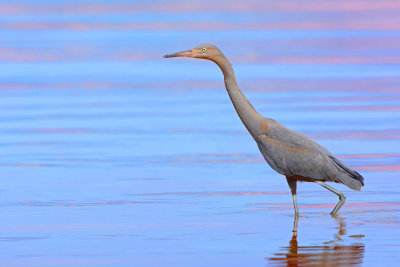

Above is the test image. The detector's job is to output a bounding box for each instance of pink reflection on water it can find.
[139,191,287,196]
[236,56,400,64]
[355,165,400,172]
[339,153,400,159]
[1,79,398,93]
[5,50,400,64]
[247,202,400,212]
[296,106,400,112]
[0,47,159,62]
[0,163,49,167]
[1,1,400,15]
[16,128,132,134]
[284,94,400,103]
[19,201,161,207]
[150,152,400,174]
[306,130,400,140]
[22,128,94,134]
[168,153,263,164]
[241,79,400,93]
[3,20,400,31]
[0,259,134,266]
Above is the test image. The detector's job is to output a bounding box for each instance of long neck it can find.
[212,54,263,137]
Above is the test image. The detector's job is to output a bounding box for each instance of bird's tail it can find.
[341,170,364,191]
[330,156,364,191]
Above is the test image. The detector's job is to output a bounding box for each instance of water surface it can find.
[1,0,399,266]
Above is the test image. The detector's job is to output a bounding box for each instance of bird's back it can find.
[255,118,364,190]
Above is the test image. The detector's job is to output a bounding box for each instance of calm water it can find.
[1,1,400,266]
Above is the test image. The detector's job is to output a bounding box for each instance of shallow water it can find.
[1,0,400,266]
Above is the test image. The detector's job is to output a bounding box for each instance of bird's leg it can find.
[316,181,346,216]
[286,177,299,216]
[292,214,299,236]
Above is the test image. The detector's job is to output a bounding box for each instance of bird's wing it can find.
[256,119,337,181]
[329,155,364,185]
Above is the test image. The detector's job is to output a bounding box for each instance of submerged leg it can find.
[316,181,346,216]
[286,177,299,215]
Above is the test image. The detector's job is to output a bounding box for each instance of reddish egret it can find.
[164,44,364,217]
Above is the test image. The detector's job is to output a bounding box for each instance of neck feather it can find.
[212,54,263,136]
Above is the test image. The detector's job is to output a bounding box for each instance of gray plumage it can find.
[257,118,364,191]
[164,43,364,217]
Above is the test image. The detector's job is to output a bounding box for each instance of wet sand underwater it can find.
[1,0,400,266]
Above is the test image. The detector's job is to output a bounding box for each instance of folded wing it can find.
[256,118,363,190]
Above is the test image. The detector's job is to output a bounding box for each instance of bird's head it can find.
[163,44,222,60]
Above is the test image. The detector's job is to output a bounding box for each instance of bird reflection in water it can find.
[268,216,365,266]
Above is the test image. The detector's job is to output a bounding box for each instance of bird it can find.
[164,44,364,217]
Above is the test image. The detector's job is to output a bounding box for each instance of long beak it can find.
[163,49,199,58]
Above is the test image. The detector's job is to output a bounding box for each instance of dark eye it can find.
[202,48,207,52]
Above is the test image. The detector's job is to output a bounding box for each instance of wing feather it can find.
[256,119,337,182]
[255,118,364,190]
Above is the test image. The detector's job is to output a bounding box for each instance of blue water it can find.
[1,1,400,266]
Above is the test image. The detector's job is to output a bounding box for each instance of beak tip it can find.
[163,54,173,58]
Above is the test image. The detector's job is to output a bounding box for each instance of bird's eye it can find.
[202,48,207,52]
